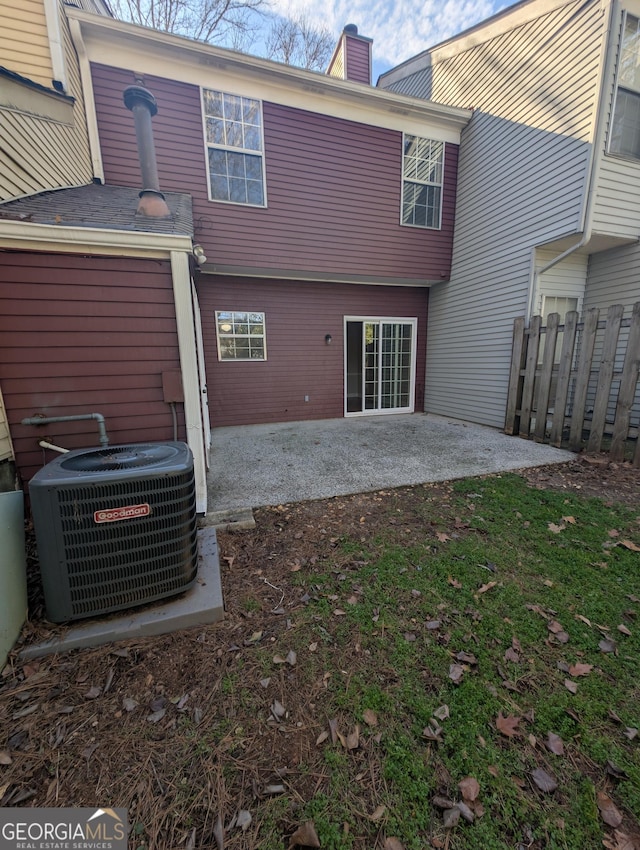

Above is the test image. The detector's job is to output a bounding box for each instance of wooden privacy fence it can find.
[505,302,640,464]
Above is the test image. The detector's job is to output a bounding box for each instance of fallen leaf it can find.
[603,830,637,850]
[496,713,520,737]
[426,620,442,630]
[504,647,520,663]
[347,595,359,606]
[575,614,592,626]
[530,768,558,793]
[146,708,166,723]
[84,686,101,700]
[308,642,318,652]
[244,630,263,645]
[488,766,499,778]
[443,807,461,829]
[599,639,617,653]
[0,751,12,765]
[235,811,252,832]
[328,718,339,744]
[433,704,450,721]
[333,609,346,616]
[369,804,386,821]
[619,539,640,552]
[260,678,271,688]
[363,709,378,727]
[528,733,537,748]
[606,761,629,781]
[436,532,451,543]
[122,697,138,712]
[564,679,578,694]
[346,725,360,750]
[432,796,456,809]
[456,801,475,823]
[624,727,638,740]
[547,621,564,634]
[288,820,320,849]
[546,732,564,756]
[569,663,593,677]
[264,784,285,795]
[286,650,297,666]
[448,576,462,588]
[213,815,224,850]
[562,516,577,525]
[383,839,405,850]
[608,529,621,538]
[404,632,417,642]
[422,723,443,742]
[477,581,497,595]
[316,731,329,746]
[597,791,623,828]
[456,651,477,665]
[448,664,465,684]
[548,522,566,534]
[458,776,480,802]
[618,624,632,636]
[271,700,286,720]
[273,655,286,664]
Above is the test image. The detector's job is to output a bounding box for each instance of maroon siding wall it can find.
[197,277,428,427]
[0,251,183,483]
[91,64,458,281]
[345,35,371,85]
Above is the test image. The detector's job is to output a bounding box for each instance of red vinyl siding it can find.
[0,251,183,483]
[345,35,371,85]
[197,277,428,427]
[91,64,458,281]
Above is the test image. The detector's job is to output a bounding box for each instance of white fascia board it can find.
[66,8,471,143]
[0,219,192,257]
[380,0,583,87]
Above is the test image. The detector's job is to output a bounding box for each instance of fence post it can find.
[520,315,541,438]
[587,304,624,453]
[534,312,559,442]
[611,302,640,461]
[569,308,599,452]
[550,311,578,448]
[505,317,526,435]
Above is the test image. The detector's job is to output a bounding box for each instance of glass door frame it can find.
[343,315,418,417]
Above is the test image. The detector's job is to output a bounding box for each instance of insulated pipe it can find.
[39,440,70,454]
[21,413,109,448]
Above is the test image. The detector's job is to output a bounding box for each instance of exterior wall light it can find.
[325,334,332,344]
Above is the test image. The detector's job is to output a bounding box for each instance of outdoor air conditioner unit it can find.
[30,442,198,623]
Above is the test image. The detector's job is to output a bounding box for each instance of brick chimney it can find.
[123,84,170,218]
[327,24,372,85]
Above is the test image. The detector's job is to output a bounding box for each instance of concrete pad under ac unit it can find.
[19,528,223,660]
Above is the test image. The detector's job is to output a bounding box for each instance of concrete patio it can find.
[206,413,573,513]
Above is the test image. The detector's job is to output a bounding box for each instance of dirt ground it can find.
[1,455,639,848]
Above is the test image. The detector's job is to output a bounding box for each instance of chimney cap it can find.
[123,84,158,117]
[343,23,358,34]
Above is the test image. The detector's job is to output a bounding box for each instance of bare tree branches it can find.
[266,13,334,71]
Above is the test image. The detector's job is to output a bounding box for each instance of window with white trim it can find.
[203,89,266,205]
[401,135,443,228]
[216,311,266,360]
[610,13,640,158]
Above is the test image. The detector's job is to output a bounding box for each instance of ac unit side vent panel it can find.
[30,442,199,623]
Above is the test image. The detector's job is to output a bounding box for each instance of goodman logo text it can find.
[93,504,151,524]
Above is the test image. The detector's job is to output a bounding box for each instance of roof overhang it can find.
[66,8,472,142]
[0,219,193,258]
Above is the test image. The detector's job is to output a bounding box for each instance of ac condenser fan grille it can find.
[60,444,182,473]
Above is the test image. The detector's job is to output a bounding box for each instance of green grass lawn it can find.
[255,474,640,849]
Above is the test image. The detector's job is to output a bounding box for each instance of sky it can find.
[267,0,515,79]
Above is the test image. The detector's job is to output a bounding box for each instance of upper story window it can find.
[203,89,266,206]
[401,135,443,229]
[610,13,640,159]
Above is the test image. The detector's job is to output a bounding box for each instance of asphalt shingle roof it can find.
[0,183,193,237]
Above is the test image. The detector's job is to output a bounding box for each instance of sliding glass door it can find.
[345,318,417,415]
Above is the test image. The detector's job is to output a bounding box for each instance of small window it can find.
[610,13,640,158]
[203,89,266,206]
[216,311,266,360]
[401,135,443,228]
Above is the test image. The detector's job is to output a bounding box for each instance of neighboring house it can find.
[379,0,640,429]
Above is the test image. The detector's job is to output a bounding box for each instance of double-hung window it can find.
[203,89,266,205]
[401,135,443,228]
[610,13,640,158]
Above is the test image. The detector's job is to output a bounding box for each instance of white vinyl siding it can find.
[534,249,588,316]
[593,8,640,238]
[381,0,603,427]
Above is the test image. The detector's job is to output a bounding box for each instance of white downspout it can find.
[68,16,105,184]
[528,0,619,316]
[171,251,207,514]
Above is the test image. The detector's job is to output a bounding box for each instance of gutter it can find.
[529,0,619,314]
